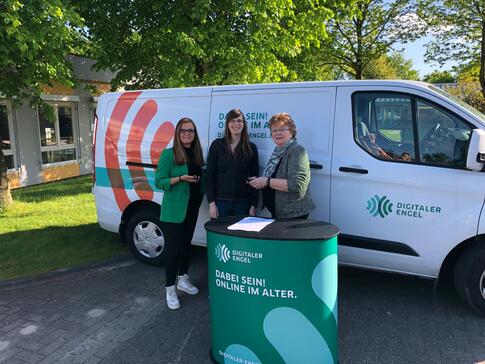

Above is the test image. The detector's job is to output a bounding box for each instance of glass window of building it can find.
[38,102,78,165]
[0,102,15,170]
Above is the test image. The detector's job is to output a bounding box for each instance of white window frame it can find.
[37,101,79,167]
[0,100,17,171]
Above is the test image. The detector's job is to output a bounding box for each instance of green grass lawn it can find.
[0,175,130,281]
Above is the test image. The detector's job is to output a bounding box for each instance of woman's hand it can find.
[209,202,219,219]
[248,176,267,190]
[180,175,200,183]
[249,206,256,216]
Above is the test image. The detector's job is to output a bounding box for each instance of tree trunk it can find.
[480,19,485,100]
[0,147,12,209]
[355,65,363,80]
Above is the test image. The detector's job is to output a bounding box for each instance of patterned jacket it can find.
[274,141,315,218]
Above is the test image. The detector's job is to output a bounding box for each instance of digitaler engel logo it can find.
[215,244,231,263]
[367,195,393,218]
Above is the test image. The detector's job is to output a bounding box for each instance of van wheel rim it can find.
[133,221,164,258]
[481,271,485,300]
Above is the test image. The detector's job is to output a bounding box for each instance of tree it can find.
[75,0,343,89]
[422,70,456,83]
[386,51,420,80]
[322,0,424,79]
[418,0,485,98]
[455,60,480,82]
[363,51,420,79]
[445,82,485,113]
[0,0,83,208]
[363,55,399,79]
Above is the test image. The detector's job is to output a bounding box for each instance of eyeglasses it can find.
[180,128,195,134]
[271,127,290,134]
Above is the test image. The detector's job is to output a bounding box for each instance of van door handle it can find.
[309,161,323,170]
[339,167,368,174]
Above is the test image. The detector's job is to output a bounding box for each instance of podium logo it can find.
[215,244,231,263]
[367,195,393,218]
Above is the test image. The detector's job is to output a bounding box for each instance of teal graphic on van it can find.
[366,195,443,219]
[366,195,393,218]
[216,110,270,139]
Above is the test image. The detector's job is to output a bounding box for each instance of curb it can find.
[0,255,136,289]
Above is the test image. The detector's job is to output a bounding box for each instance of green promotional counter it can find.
[205,217,339,364]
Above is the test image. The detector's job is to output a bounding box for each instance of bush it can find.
[444,82,485,114]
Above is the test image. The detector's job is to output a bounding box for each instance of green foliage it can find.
[423,70,456,83]
[444,82,485,114]
[0,0,84,102]
[322,0,424,79]
[75,0,341,89]
[363,51,420,80]
[418,0,483,65]
[418,0,485,97]
[454,61,481,82]
[363,56,399,79]
[386,52,420,80]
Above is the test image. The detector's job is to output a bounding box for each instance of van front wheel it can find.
[125,210,165,266]
[454,241,485,315]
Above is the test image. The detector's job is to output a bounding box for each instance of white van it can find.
[93,80,485,313]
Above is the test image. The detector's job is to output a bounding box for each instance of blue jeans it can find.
[216,198,251,217]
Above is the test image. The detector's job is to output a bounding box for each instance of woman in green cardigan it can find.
[155,117,204,310]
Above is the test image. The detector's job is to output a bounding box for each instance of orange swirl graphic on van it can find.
[105,92,142,211]
[150,122,175,166]
[104,92,174,211]
[126,100,157,201]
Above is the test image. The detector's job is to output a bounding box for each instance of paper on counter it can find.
[227,217,275,232]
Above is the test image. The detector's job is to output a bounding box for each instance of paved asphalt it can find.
[1,246,485,364]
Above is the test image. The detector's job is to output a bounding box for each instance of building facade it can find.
[0,56,115,188]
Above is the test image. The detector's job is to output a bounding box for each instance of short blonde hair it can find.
[269,112,297,137]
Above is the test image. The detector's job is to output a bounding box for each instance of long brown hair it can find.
[173,117,204,166]
[224,108,253,159]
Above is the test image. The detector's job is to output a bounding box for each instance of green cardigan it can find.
[155,148,204,223]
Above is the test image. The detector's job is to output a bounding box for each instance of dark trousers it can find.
[161,197,202,286]
[215,198,251,217]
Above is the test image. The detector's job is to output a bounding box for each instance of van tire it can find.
[454,241,485,315]
[125,209,166,266]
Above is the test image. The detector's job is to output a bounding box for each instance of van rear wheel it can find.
[125,209,165,266]
[454,241,485,315]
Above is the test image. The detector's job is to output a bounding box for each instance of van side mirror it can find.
[466,129,485,171]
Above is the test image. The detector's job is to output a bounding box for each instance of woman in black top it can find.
[207,108,259,218]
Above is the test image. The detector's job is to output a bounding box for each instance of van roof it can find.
[100,80,429,99]
[212,79,428,92]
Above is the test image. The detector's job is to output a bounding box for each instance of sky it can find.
[399,36,458,78]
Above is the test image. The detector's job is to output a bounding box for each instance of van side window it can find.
[416,99,472,168]
[353,92,473,168]
[354,93,415,161]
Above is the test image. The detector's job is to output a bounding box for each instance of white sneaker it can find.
[165,285,180,310]
[177,274,199,295]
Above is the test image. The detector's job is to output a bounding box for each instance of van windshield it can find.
[428,84,485,123]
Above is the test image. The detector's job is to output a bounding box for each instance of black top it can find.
[205,216,339,241]
[206,138,259,205]
[185,147,202,201]
[261,161,280,217]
